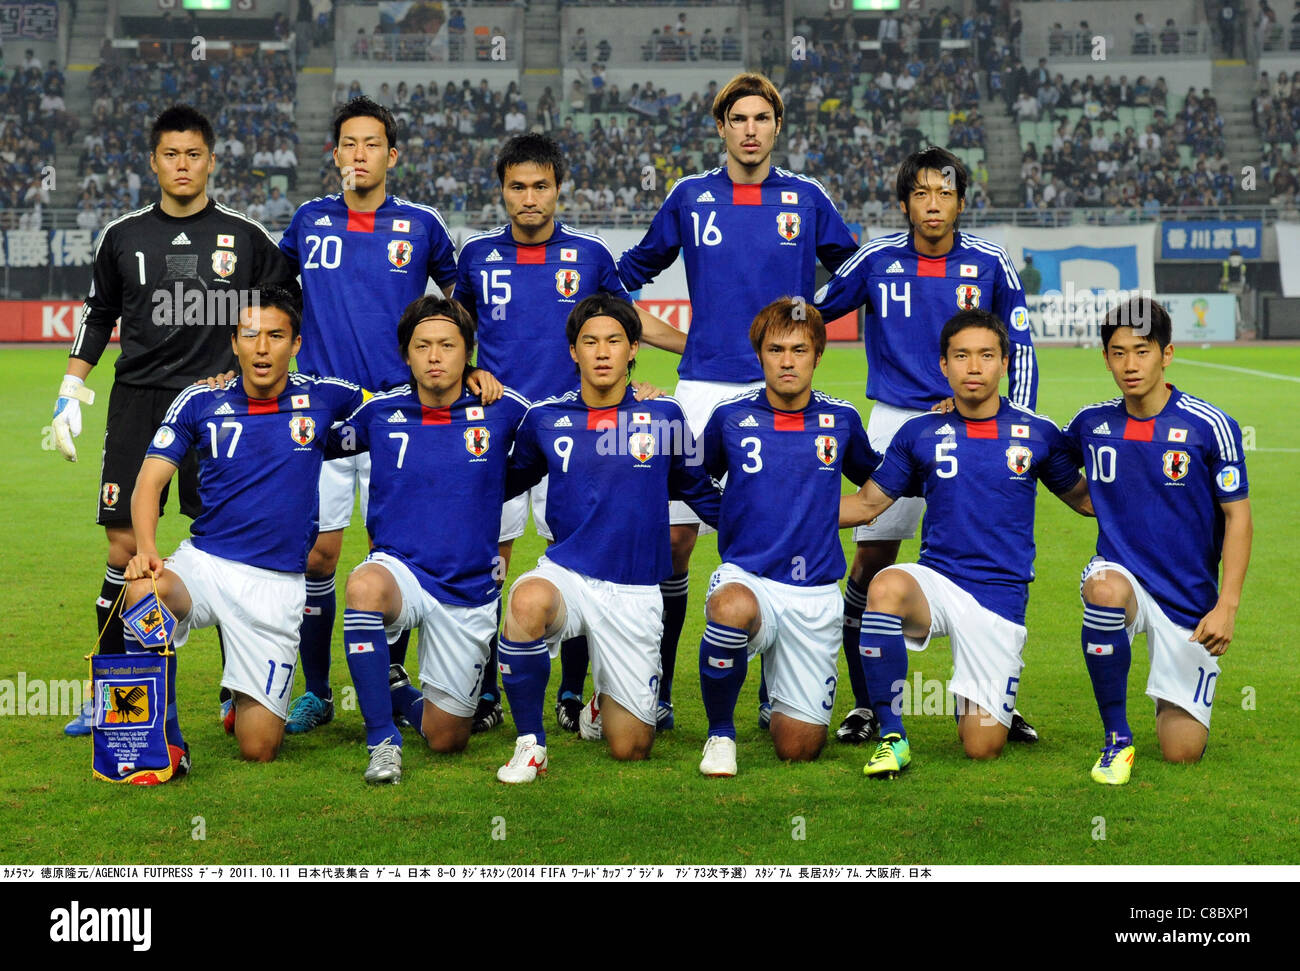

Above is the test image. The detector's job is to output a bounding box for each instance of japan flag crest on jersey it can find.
[211,250,237,278]
[777,212,801,241]
[289,415,316,446]
[956,284,981,310]
[555,268,581,297]
[629,432,655,464]
[1006,445,1033,476]
[388,239,413,268]
[1163,450,1191,481]
[465,426,490,457]
[815,434,837,465]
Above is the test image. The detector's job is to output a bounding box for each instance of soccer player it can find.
[54,104,296,737]
[815,146,1041,745]
[696,298,879,777]
[328,295,529,783]
[121,287,364,772]
[839,310,1090,777]
[495,294,721,783]
[278,97,494,735]
[455,132,684,735]
[1063,298,1252,785]
[617,72,859,730]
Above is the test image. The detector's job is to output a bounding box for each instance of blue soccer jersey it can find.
[329,384,530,607]
[455,223,633,402]
[506,388,722,585]
[871,399,1080,624]
[703,389,879,585]
[616,167,859,383]
[280,194,458,390]
[814,230,1038,410]
[1062,386,1249,629]
[148,374,365,572]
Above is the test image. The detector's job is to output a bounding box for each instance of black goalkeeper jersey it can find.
[70,200,298,389]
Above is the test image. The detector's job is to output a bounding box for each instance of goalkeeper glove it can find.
[51,375,95,462]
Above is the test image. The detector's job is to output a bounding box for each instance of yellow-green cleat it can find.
[864,732,911,779]
[1090,733,1135,785]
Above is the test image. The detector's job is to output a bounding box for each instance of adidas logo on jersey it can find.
[314,215,332,226]
[388,410,407,424]
[1093,422,1111,435]
[885,260,905,274]
[486,249,503,262]
[739,415,759,427]
[554,415,572,428]
[696,191,716,203]
[171,232,191,246]
[936,423,955,436]
[214,402,235,416]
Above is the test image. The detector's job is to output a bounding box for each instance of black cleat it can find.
[1008,709,1039,743]
[835,707,879,744]
[472,696,504,734]
[555,694,582,733]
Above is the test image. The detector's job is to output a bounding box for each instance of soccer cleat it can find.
[364,736,402,785]
[699,735,738,777]
[835,707,879,744]
[578,696,603,741]
[555,693,582,733]
[388,663,411,691]
[221,698,236,735]
[285,691,334,734]
[864,733,911,779]
[1008,709,1039,743]
[497,733,548,784]
[64,699,94,736]
[758,700,772,731]
[472,696,504,734]
[655,700,675,731]
[1090,734,1135,785]
[127,743,190,786]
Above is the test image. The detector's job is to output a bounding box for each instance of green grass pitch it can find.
[1,342,1296,864]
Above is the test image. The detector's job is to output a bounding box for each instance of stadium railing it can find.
[1045,26,1210,59]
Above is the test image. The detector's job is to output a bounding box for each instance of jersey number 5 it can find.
[934,440,957,478]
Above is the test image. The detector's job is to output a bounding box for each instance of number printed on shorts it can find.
[265,660,295,699]
[822,675,837,711]
[1192,666,1217,707]
[1003,675,1020,714]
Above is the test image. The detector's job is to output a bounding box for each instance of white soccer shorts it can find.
[886,562,1027,729]
[707,563,842,726]
[498,475,553,543]
[668,378,763,530]
[166,539,305,720]
[318,452,371,533]
[1080,557,1220,729]
[361,552,498,719]
[511,556,663,725]
[853,401,926,542]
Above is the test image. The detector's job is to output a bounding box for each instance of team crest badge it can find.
[815,434,837,466]
[1006,445,1033,476]
[289,415,316,446]
[777,212,801,241]
[555,269,581,298]
[956,284,982,310]
[211,250,236,278]
[388,239,413,268]
[1163,450,1191,482]
[629,432,655,463]
[102,683,151,725]
[101,483,120,507]
[465,426,490,456]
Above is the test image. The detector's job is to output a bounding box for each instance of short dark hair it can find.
[896,146,968,206]
[396,295,477,365]
[940,309,1009,359]
[235,284,301,339]
[749,296,826,357]
[332,96,397,150]
[150,104,215,153]
[1100,296,1171,350]
[495,132,566,187]
[566,293,641,377]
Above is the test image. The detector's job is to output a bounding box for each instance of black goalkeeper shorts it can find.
[97,382,201,528]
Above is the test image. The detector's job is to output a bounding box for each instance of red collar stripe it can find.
[516,244,546,265]
[773,411,805,431]
[1123,418,1155,442]
[964,420,998,439]
[346,210,376,234]
[246,397,279,415]
[587,407,618,430]
[421,405,451,425]
[732,183,763,206]
[917,257,946,278]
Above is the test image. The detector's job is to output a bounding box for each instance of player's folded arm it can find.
[840,478,897,529]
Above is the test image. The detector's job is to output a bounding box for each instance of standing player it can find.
[839,310,1089,776]
[329,295,529,784]
[815,146,1041,745]
[121,287,364,772]
[455,132,684,735]
[1063,298,1252,785]
[495,294,721,783]
[617,72,860,730]
[696,298,879,777]
[54,104,296,737]
[278,97,492,735]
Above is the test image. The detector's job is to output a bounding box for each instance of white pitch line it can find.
[1177,359,1300,383]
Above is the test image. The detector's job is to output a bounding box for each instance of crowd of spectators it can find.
[1253,70,1300,212]
[0,51,76,227]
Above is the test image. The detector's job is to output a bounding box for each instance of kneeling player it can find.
[1063,298,1252,785]
[330,296,528,783]
[495,294,721,782]
[122,287,363,769]
[840,310,1091,776]
[696,298,878,776]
